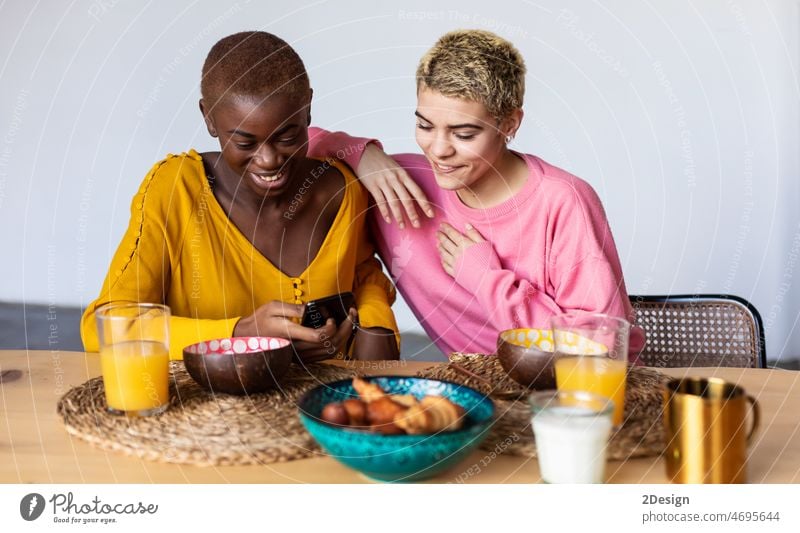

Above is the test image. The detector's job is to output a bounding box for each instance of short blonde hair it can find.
[416,29,526,121]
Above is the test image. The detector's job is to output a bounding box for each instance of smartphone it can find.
[301,292,356,329]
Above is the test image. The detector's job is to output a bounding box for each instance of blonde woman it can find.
[310,29,644,357]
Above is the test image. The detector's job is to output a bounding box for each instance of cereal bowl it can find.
[297,376,494,482]
[497,328,557,390]
[183,336,292,395]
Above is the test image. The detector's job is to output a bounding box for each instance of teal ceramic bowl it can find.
[297,376,495,482]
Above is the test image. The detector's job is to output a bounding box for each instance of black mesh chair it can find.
[629,294,766,368]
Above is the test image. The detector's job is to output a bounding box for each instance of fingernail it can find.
[399,222,405,229]
[466,223,473,230]
[384,217,391,224]
[412,220,420,228]
[426,210,434,217]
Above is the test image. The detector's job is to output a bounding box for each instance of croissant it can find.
[353,379,419,408]
[366,396,408,434]
[389,394,419,408]
[393,395,465,434]
[352,377,386,403]
[334,379,466,435]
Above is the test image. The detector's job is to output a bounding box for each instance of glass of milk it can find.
[529,390,614,483]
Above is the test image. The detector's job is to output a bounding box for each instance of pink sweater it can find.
[308,128,644,358]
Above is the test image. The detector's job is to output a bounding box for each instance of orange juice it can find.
[555,356,627,426]
[100,340,169,414]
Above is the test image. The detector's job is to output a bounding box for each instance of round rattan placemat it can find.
[417,353,669,461]
[57,361,354,466]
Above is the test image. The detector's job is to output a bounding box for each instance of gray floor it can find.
[0,301,795,368]
[0,301,85,352]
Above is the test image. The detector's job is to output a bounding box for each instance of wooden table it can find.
[1,350,798,483]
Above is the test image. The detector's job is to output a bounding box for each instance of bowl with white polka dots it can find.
[182,336,293,395]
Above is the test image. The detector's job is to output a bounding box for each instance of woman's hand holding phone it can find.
[293,308,358,363]
[233,300,357,363]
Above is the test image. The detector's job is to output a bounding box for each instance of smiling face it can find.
[415,88,520,196]
[201,93,310,201]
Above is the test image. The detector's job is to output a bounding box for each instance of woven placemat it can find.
[57,361,354,466]
[417,353,670,461]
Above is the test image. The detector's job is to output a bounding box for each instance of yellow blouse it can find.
[80,150,398,359]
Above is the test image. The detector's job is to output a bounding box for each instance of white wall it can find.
[0,0,798,362]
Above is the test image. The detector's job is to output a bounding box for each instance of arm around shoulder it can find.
[307,126,381,171]
[308,127,433,227]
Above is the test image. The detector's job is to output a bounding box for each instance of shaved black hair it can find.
[201,31,310,108]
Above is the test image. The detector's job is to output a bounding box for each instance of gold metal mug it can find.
[662,377,760,483]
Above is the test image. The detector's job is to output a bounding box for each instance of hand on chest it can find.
[389,215,542,280]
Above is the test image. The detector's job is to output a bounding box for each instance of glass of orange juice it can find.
[95,303,171,416]
[550,312,630,426]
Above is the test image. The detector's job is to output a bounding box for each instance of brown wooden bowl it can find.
[496,328,557,390]
[183,337,292,395]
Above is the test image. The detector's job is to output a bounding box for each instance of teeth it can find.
[254,171,283,183]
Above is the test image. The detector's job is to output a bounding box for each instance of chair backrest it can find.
[628,294,766,368]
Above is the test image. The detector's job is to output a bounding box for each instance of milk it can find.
[532,406,613,484]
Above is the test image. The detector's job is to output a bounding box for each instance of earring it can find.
[505,134,514,144]
[209,129,218,137]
